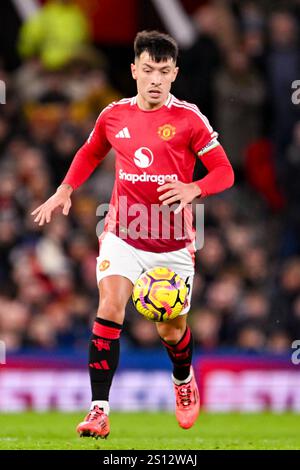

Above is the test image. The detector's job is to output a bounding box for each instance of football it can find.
[132,266,188,322]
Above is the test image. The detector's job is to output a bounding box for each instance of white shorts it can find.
[96,232,195,315]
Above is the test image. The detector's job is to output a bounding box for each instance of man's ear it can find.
[171,66,179,83]
[131,63,137,80]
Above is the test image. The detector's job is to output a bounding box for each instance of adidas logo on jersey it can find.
[115,127,131,138]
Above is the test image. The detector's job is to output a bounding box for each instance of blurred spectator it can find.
[191,307,221,350]
[0,215,19,283]
[284,121,300,207]
[214,48,265,171]
[280,121,300,256]
[25,314,57,349]
[245,139,286,212]
[194,3,239,54]
[240,246,270,288]
[197,230,227,280]
[35,215,70,276]
[267,11,300,159]
[206,272,242,316]
[0,299,29,340]
[18,0,90,70]
[280,257,300,296]
[224,222,256,258]
[271,257,300,332]
[266,328,291,355]
[128,317,160,348]
[290,295,300,339]
[237,289,270,322]
[177,4,221,118]
[236,322,266,352]
[240,1,265,64]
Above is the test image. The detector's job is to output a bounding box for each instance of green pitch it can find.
[0,412,299,450]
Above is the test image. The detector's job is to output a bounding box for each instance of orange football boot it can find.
[173,367,200,429]
[76,406,110,439]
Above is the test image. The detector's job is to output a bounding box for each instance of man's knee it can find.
[97,298,125,324]
[158,324,186,344]
[96,275,132,324]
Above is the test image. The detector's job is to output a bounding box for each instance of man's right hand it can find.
[31,184,73,226]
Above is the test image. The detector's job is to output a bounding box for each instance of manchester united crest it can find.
[99,260,110,271]
[158,124,176,141]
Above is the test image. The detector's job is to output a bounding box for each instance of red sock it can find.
[160,327,193,381]
[89,318,122,401]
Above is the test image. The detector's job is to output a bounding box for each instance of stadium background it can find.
[0,0,300,418]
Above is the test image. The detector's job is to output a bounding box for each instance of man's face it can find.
[131,51,178,109]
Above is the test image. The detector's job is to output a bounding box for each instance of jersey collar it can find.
[131,93,174,108]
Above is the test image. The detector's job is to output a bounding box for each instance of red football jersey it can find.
[63,94,233,252]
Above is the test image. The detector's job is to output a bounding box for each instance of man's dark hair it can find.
[134,30,178,63]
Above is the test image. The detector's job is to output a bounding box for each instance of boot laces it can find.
[178,383,192,407]
[87,406,103,422]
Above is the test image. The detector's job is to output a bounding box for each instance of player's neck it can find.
[136,94,168,111]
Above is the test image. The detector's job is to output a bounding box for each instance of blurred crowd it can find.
[1,0,300,355]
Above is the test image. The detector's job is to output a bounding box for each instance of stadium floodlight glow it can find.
[0,340,6,364]
[0,80,6,104]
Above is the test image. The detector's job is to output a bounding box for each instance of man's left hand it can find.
[157,179,202,214]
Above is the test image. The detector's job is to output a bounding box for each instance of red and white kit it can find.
[63,94,233,305]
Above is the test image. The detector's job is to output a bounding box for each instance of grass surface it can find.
[0,412,299,450]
